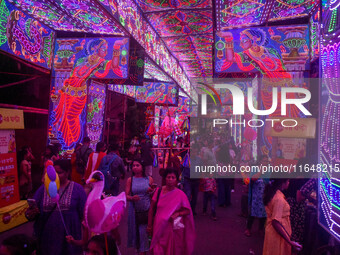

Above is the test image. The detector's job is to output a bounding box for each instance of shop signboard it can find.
[0,108,24,130]
[0,152,19,207]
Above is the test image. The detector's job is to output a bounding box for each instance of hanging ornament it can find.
[182,152,190,168]
[153,152,158,167]
[215,39,225,59]
[121,46,127,65]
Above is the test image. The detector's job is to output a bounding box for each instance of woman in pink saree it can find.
[147,168,195,255]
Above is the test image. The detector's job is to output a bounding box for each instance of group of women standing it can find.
[126,159,195,255]
[25,154,195,255]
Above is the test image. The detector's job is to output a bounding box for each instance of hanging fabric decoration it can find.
[182,118,189,131]
[158,116,171,137]
[174,121,182,136]
[182,152,190,168]
[145,123,151,138]
[146,121,156,137]
[153,151,158,167]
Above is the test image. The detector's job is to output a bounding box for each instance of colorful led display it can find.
[144,58,172,82]
[319,40,340,241]
[173,51,199,61]
[50,37,129,149]
[191,105,198,117]
[135,82,178,105]
[136,0,212,12]
[7,0,126,35]
[215,25,310,75]
[115,0,191,95]
[0,0,55,69]
[268,0,316,22]
[216,0,318,31]
[322,0,340,40]
[97,39,145,86]
[87,81,106,150]
[142,6,213,80]
[108,84,136,98]
[146,10,213,37]
[310,9,320,62]
[172,96,190,115]
[216,0,266,30]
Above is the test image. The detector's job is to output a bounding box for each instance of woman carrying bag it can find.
[126,159,155,255]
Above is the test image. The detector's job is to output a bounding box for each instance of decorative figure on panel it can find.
[146,83,166,104]
[6,10,53,66]
[216,28,304,117]
[53,38,128,149]
[217,29,292,85]
[136,87,147,102]
[166,85,177,105]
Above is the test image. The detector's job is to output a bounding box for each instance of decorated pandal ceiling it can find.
[136,0,318,89]
[3,0,319,100]
[6,0,126,35]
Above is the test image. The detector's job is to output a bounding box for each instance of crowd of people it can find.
[6,132,323,255]
[11,135,195,255]
[190,132,321,255]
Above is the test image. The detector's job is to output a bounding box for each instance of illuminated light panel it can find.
[7,0,126,35]
[216,0,266,30]
[87,81,106,150]
[323,0,340,40]
[135,82,178,105]
[136,0,212,12]
[216,0,318,31]
[0,0,55,69]
[319,40,340,241]
[268,0,315,22]
[191,35,214,51]
[145,58,173,82]
[181,61,202,70]
[146,10,213,37]
[97,0,119,20]
[107,84,135,98]
[50,37,129,149]
[179,90,188,97]
[173,51,199,61]
[310,9,320,62]
[197,51,212,60]
[185,69,205,77]
[164,37,194,52]
[116,0,191,95]
[215,25,310,74]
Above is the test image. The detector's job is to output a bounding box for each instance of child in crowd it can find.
[201,177,217,221]
[84,235,118,255]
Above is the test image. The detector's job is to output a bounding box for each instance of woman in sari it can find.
[147,168,195,255]
[32,159,87,255]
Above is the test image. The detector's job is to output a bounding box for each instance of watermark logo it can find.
[200,84,311,116]
[197,82,222,106]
